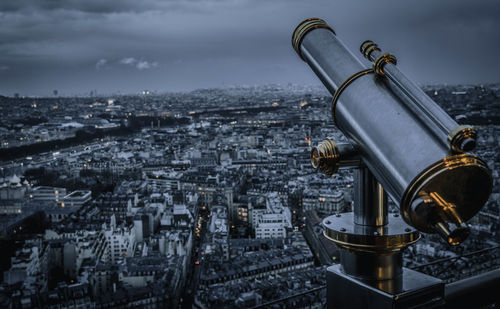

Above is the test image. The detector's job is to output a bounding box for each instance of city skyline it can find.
[0,83,498,307]
[1,0,500,96]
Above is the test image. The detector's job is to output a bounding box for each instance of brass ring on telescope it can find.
[322,213,421,254]
[323,234,421,254]
[292,18,335,61]
[360,40,380,60]
[331,68,374,126]
[447,125,477,153]
[373,53,397,76]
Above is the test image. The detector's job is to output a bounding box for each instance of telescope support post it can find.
[354,167,387,227]
[325,165,445,308]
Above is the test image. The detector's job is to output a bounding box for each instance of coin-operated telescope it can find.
[292,18,492,308]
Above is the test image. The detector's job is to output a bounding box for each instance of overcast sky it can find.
[0,0,499,96]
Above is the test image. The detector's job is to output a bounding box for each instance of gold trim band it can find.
[373,53,397,76]
[322,213,421,254]
[331,69,374,126]
[292,18,335,61]
[360,40,380,60]
[323,232,421,254]
[447,125,477,153]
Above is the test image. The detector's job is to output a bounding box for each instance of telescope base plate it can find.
[326,264,445,309]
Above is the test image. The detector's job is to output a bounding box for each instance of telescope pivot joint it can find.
[311,139,360,176]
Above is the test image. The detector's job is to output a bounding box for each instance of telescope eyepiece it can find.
[460,138,476,152]
[448,125,477,153]
[410,191,476,246]
[446,226,471,246]
[434,221,471,246]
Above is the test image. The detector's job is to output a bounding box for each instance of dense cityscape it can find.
[0,83,498,308]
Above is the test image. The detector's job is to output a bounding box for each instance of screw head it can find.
[340,228,346,232]
[373,231,380,236]
[393,213,399,217]
[325,220,331,225]
[405,228,412,232]
[335,214,341,218]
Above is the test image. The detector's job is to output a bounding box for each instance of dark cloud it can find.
[0,0,499,96]
[0,0,234,14]
[0,0,175,13]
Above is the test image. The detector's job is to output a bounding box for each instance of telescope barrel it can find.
[360,41,476,153]
[293,18,492,243]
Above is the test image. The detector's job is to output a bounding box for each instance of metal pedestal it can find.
[327,264,444,309]
[323,167,445,308]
